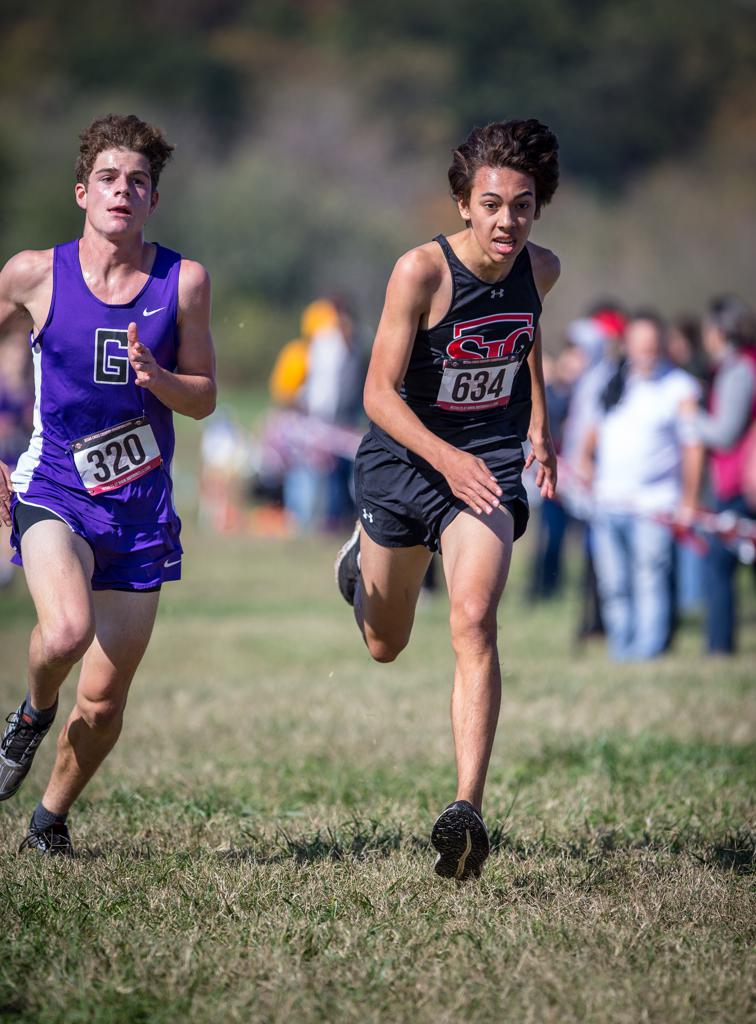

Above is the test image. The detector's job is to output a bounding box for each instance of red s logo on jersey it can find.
[447,313,535,361]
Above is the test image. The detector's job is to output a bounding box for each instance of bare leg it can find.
[21,520,96,710]
[42,588,159,815]
[356,527,432,662]
[440,507,514,813]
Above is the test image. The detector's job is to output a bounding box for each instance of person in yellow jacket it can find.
[269,299,339,406]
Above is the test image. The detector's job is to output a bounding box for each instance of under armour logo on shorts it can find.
[362,507,374,523]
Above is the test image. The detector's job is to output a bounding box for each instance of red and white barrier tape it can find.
[552,458,756,563]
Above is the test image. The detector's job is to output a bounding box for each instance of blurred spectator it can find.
[666,314,709,614]
[270,298,339,528]
[198,409,255,533]
[0,334,34,588]
[560,305,627,641]
[560,315,620,483]
[585,313,702,661]
[305,297,365,530]
[268,335,310,408]
[692,295,756,654]
[528,338,584,599]
[667,315,709,382]
[269,297,365,532]
[268,298,337,409]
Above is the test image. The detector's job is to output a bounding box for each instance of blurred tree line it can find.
[2,0,755,380]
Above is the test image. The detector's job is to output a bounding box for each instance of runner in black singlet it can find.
[335,120,561,880]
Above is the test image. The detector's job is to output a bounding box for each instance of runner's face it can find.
[75,148,157,238]
[458,166,537,265]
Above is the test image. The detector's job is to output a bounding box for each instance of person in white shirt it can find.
[583,313,703,660]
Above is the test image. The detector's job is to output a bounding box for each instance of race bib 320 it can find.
[70,416,162,495]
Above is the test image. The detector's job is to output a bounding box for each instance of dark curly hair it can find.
[76,114,174,190]
[448,119,559,216]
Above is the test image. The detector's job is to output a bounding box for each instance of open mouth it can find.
[109,206,132,217]
[492,237,516,254]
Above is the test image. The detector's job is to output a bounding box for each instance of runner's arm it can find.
[0,251,49,336]
[0,251,52,525]
[364,249,503,516]
[524,325,557,498]
[523,246,561,498]
[128,259,216,419]
[0,257,23,523]
[0,460,12,526]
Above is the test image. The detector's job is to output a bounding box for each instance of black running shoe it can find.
[18,819,74,857]
[431,800,490,880]
[334,521,361,606]
[0,702,56,801]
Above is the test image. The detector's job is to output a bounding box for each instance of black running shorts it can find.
[354,427,528,552]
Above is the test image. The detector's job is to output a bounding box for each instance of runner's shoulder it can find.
[0,249,54,303]
[526,241,560,297]
[391,243,445,302]
[178,258,211,312]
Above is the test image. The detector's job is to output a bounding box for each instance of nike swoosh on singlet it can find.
[143,306,166,317]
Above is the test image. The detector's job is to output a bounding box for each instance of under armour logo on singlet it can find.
[490,289,505,299]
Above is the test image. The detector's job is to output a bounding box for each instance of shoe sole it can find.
[18,834,75,856]
[0,757,29,801]
[334,521,361,604]
[431,803,490,880]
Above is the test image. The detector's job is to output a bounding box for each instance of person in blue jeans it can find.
[592,513,675,659]
[692,296,756,653]
[583,313,703,661]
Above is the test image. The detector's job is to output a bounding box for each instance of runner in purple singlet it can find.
[0,114,216,854]
[335,120,560,880]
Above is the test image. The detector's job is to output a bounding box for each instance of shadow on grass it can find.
[693,830,756,873]
[211,820,756,874]
[219,820,429,865]
[0,1001,27,1021]
[494,825,756,875]
[62,821,755,875]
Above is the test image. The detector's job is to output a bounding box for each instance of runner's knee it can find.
[77,692,126,731]
[364,628,410,663]
[40,617,95,666]
[449,596,497,650]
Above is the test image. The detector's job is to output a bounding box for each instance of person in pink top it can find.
[692,295,756,653]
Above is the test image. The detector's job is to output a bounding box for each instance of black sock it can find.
[22,693,58,730]
[31,802,67,830]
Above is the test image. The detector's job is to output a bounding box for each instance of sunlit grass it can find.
[0,519,753,1023]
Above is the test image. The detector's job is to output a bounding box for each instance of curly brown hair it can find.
[448,119,559,215]
[75,114,174,189]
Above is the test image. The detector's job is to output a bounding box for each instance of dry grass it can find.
[0,526,754,1024]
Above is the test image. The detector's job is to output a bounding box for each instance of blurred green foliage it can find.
[2,1,755,378]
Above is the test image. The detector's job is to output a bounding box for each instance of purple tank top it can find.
[12,239,182,525]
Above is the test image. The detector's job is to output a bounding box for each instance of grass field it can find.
[1,506,754,1023]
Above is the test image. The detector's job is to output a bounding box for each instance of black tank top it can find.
[372,234,542,461]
